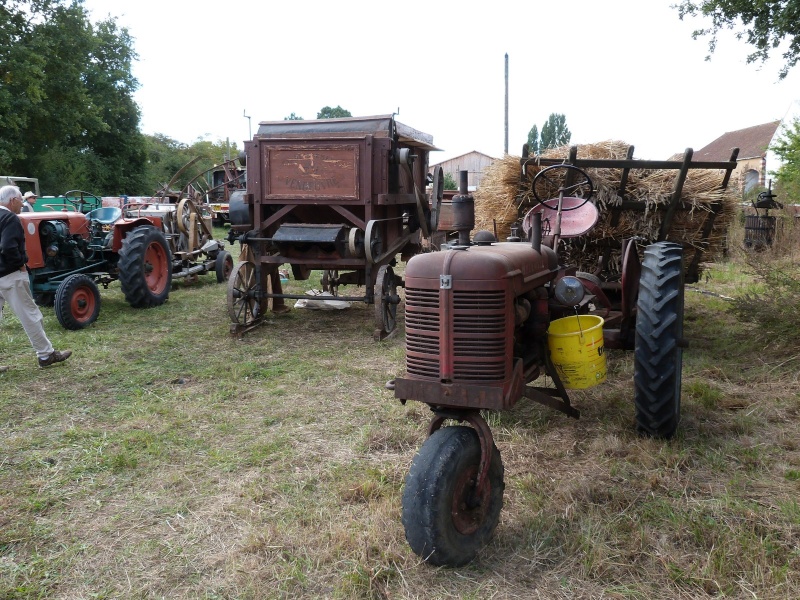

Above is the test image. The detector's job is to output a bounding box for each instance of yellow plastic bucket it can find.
[547,315,606,389]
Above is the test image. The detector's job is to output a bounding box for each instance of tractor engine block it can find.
[395,242,559,411]
[39,220,86,270]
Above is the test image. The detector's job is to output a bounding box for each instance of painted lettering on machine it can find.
[268,147,359,198]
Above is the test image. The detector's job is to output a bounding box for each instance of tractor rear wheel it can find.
[634,241,685,438]
[215,250,233,283]
[118,226,172,308]
[402,426,504,567]
[54,274,100,330]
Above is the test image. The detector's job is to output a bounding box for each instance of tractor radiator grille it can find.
[405,288,440,377]
[453,290,506,380]
[405,286,509,382]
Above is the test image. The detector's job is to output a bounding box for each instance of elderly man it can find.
[0,185,72,369]
[21,191,36,212]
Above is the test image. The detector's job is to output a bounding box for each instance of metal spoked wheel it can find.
[227,260,265,327]
[634,241,685,439]
[321,269,339,296]
[374,264,398,339]
[401,426,505,567]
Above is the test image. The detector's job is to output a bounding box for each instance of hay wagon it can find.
[477,142,741,351]
[225,115,442,339]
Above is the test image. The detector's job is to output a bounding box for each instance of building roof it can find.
[430,150,496,167]
[695,121,781,161]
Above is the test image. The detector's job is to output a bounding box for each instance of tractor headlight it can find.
[554,276,585,306]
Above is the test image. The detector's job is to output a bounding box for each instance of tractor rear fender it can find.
[110,217,164,252]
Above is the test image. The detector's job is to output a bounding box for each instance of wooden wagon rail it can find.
[519,144,740,284]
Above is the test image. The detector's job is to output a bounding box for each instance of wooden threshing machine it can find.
[225,115,442,339]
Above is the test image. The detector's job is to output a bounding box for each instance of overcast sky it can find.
[82,0,800,162]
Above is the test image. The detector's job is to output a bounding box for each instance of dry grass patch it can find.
[1,253,800,598]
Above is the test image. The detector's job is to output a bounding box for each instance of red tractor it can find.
[23,194,231,329]
[392,145,738,566]
[22,204,172,329]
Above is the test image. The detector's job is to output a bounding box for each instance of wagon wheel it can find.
[401,426,505,567]
[321,269,339,296]
[176,197,194,235]
[532,164,594,210]
[374,264,398,339]
[177,197,212,246]
[634,241,684,439]
[227,260,266,327]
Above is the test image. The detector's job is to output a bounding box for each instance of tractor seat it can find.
[86,206,122,224]
[522,197,599,239]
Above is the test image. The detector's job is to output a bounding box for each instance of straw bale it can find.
[473,142,737,280]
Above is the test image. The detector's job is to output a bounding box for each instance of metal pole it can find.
[504,53,509,155]
[243,109,252,140]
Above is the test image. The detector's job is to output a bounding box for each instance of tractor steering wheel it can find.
[532,164,594,211]
[61,190,102,213]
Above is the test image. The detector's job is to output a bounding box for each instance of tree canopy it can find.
[526,125,540,155]
[676,1,800,79]
[0,0,147,195]
[770,118,800,200]
[527,114,571,154]
[316,106,352,119]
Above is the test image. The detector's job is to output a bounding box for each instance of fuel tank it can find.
[404,242,558,291]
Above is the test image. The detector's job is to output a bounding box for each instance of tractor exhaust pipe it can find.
[530,211,541,252]
[451,170,474,247]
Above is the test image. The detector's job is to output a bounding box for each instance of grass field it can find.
[1,229,799,599]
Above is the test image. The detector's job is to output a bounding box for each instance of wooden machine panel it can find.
[265,145,360,201]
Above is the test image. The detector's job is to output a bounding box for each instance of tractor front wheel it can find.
[401,426,504,567]
[118,226,172,308]
[54,274,100,330]
[634,241,685,438]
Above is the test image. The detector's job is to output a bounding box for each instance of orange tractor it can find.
[24,191,231,329]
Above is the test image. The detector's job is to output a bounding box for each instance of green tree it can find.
[317,106,352,119]
[284,113,304,120]
[770,118,800,201]
[443,172,458,190]
[540,113,571,150]
[676,1,800,79]
[527,124,540,155]
[526,114,571,154]
[0,0,145,194]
